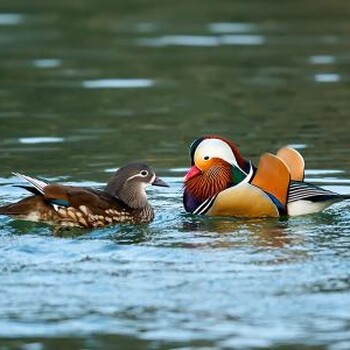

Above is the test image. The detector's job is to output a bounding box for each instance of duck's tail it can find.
[0,196,45,219]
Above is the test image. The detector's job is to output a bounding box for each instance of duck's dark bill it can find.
[152,176,170,187]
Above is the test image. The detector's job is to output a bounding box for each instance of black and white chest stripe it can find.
[193,195,218,215]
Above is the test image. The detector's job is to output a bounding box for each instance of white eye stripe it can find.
[126,172,155,183]
[126,173,144,182]
[195,139,239,167]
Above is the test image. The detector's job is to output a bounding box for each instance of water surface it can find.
[1,0,350,349]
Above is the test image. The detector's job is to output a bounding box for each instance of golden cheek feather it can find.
[194,156,218,171]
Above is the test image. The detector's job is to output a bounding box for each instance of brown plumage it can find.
[0,163,169,228]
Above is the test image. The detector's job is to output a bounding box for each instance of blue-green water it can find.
[1,0,350,349]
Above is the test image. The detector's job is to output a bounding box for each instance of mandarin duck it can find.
[0,163,169,228]
[183,136,350,217]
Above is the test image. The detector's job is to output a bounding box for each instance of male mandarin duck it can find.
[183,136,350,217]
[0,163,169,228]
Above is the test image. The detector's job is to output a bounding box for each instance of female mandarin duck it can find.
[0,163,169,228]
[183,136,350,217]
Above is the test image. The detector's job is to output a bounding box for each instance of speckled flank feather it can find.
[54,205,154,228]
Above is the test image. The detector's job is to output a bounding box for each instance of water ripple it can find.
[82,79,155,89]
[32,59,62,68]
[314,73,340,83]
[208,22,257,33]
[18,137,65,144]
[137,34,265,47]
[309,55,336,64]
[0,14,24,25]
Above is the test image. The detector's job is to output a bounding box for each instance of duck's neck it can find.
[106,182,149,209]
[119,184,149,209]
[185,165,232,204]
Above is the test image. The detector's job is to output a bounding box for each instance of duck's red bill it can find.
[183,166,201,182]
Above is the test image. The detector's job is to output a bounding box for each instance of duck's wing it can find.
[12,172,48,194]
[12,173,125,213]
[287,181,350,216]
[276,147,305,181]
[12,173,70,207]
[43,185,126,213]
[251,153,291,210]
[288,181,350,202]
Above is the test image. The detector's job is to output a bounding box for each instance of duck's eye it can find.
[204,156,210,161]
[140,170,149,177]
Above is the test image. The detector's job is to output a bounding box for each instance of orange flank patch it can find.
[251,153,290,208]
[276,147,305,181]
[207,183,279,217]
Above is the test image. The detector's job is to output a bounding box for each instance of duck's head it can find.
[105,162,169,209]
[183,136,253,203]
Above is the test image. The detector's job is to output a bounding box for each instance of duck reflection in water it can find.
[181,216,293,248]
